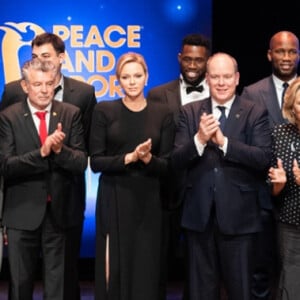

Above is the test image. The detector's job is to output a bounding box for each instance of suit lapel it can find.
[225,96,244,133]
[49,101,61,134]
[191,98,211,133]
[21,101,41,147]
[166,88,181,113]
[164,80,183,124]
[165,80,181,112]
[62,77,73,104]
[262,77,285,125]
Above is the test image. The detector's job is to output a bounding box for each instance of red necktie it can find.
[35,111,48,145]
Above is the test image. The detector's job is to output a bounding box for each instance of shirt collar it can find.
[211,97,235,111]
[272,74,297,90]
[27,99,52,115]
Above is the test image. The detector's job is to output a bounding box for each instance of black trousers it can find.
[251,209,279,300]
[7,208,65,300]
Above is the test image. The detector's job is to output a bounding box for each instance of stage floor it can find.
[0,280,184,300]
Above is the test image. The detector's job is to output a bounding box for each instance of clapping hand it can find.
[292,158,300,185]
[196,113,219,145]
[268,158,287,195]
[136,138,152,163]
[124,138,152,165]
[40,123,65,157]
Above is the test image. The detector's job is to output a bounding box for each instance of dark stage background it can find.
[212,1,300,94]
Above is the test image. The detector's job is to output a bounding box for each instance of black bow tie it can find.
[186,85,204,94]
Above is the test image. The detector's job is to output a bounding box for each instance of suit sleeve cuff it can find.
[194,134,206,156]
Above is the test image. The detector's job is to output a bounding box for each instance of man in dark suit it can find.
[0,58,87,300]
[146,33,211,300]
[0,32,96,300]
[241,31,300,300]
[172,52,271,300]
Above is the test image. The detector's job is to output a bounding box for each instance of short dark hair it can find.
[31,32,65,54]
[182,33,211,55]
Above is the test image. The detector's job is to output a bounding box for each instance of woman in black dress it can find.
[89,52,175,300]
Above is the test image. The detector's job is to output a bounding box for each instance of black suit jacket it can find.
[172,96,272,234]
[147,80,182,209]
[0,100,88,230]
[147,79,182,123]
[0,76,97,149]
[0,77,96,219]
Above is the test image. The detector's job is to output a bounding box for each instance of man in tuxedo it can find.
[147,33,211,124]
[0,58,87,300]
[172,52,271,300]
[241,30,300,300]
[0,32,96,299]
[146,33,211,299]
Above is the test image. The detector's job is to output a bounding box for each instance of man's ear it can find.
[267,50,272,62]
[20,79,29,94]
[59,52,65,64]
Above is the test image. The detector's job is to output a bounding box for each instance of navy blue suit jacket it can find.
[172,96,271,234]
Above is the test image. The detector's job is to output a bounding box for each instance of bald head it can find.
[267,31,300,81]
[269,31,299,50]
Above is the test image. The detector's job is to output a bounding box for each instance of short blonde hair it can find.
[283,77,300,124]
[115,52,148,80]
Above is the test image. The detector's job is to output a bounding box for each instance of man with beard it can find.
[147,33,211,300]
[148,33,211,124]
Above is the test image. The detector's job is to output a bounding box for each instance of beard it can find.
[181,71,205,86]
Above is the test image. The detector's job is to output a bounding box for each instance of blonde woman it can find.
[268,77,300,300]
[89,52,175,300]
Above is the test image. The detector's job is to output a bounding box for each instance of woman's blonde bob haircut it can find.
[115,52,148,81]
[283,77,300,124]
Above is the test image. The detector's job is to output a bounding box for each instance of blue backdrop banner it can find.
[0,0,211,257]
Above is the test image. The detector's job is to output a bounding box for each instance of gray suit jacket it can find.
[241,75,286,128]
[241,75,288,210]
